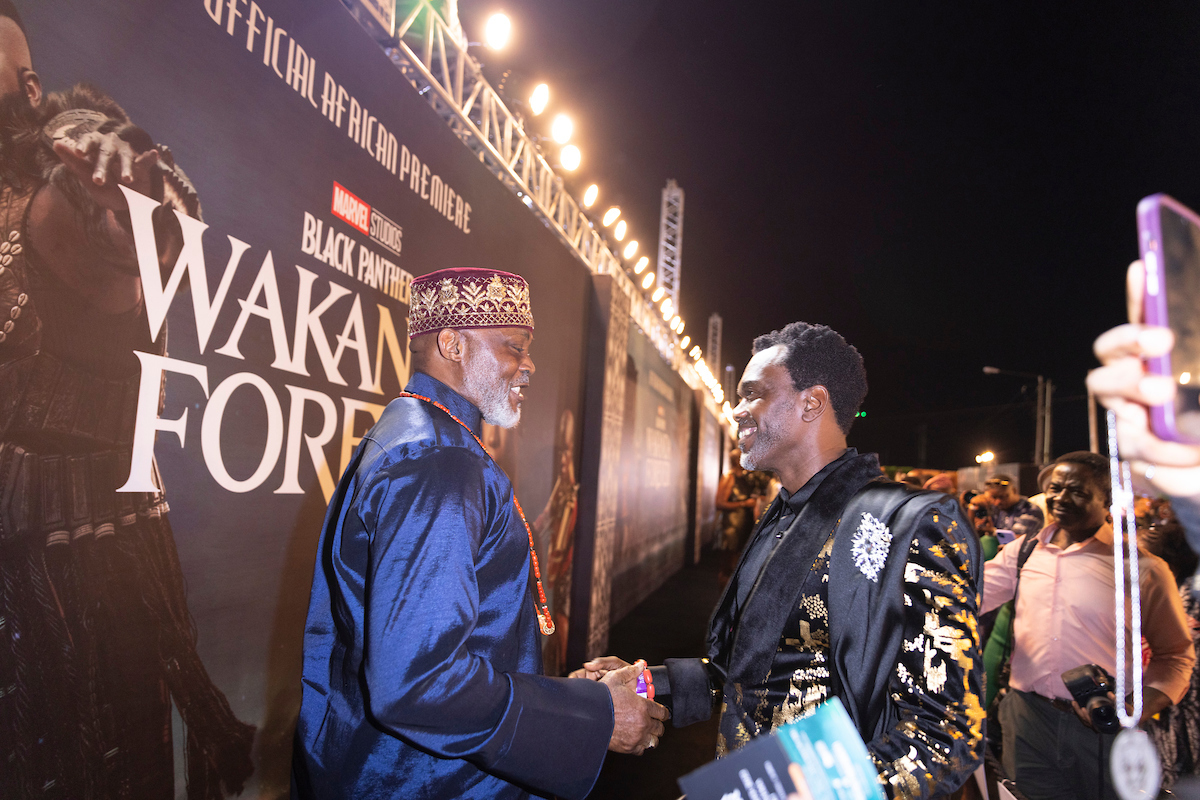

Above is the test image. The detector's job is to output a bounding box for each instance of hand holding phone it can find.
[1138,194,1200,442]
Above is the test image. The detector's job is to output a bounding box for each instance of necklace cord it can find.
[398,392,555,636]
[1106,408,1143,728]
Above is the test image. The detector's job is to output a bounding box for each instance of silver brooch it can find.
[851,511,892,582]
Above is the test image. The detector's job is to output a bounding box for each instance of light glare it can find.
[603,207,621,226]
[623,240,638,259]
[583,184,598,207]
[484,13,512,50]
[676,320,684,334]
[551,113,573,144]
[560,145,581,171]
[652,286,665,302]
[641,272,655,289]
[680,335,690,349]
[614,220,627,241]
[529,83,549,115]
[633,256,649,274]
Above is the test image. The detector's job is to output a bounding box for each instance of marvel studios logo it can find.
[331,181,402,256]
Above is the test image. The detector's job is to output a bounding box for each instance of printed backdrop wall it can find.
[2,1,600,796]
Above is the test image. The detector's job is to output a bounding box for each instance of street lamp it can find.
[983,366,1053,465]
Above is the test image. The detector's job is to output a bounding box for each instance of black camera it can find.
[1061,664,1121,734]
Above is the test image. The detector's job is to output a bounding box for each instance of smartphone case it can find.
[1138,193,1200,443]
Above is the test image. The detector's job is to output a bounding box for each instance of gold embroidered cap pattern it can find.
[408,269,534,338]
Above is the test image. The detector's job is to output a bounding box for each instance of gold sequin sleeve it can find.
[869,506,985,800]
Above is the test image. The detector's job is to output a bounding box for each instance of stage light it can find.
[484,13,511,50]
[551,113,573,144]
[603,207,620,226]
[662,297,673,314]
[529,83,549,116]
[680,335,690,349]
[633,256,649,274]
[975,451,994,464]
[583,184,598,207]
[690,346,702,360]
[560,145,580,171]
[652,286,665,302]
[641,272,654,289]
[1183,371,1192,384]
[676,320,684,334]
[614,220,627,241]
[623,240,638,259]
[671,315,681,330]
[662,306,672,320]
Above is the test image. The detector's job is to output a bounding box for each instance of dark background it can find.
[459,0,1200,468]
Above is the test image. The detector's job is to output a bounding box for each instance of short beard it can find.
[462,337,521,429]
[739,433,777,472]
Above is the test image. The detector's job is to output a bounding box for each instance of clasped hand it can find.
[569,657,668,755]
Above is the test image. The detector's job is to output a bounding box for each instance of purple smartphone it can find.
[1138,193,1200,443]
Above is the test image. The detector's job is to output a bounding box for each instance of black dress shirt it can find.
[729,448,857,621]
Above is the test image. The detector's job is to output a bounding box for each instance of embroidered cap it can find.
[407,267,534,338]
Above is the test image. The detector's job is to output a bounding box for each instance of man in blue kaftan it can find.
[292,268,666,800]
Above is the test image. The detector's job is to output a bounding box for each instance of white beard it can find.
[462,340,522,428]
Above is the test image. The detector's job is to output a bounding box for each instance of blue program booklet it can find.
[677,698,885,800]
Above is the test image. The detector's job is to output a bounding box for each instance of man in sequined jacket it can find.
[580,322,984,800]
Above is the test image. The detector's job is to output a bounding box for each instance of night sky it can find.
[456,1,1200,470]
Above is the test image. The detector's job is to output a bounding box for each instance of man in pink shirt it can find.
[983,451,1194,800]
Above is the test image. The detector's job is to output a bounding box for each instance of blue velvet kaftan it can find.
[293,372,613,800]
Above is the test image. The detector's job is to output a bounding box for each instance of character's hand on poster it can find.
[51,129,159,211]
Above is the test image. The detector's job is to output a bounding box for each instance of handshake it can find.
[569,656,669,755]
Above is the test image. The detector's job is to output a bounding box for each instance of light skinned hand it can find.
[1087,261,1200,498]
[602,660,669,754]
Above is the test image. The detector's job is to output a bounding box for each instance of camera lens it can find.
[1087,697,1121,734]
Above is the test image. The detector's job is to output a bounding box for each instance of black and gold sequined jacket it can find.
[664,453,984,800]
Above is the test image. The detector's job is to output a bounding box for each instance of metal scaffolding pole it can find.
[706,313,723,376]
[656,180,684,309]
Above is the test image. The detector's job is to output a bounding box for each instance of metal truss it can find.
[656,180,684,308]
[706,313,723,376]
[381,1,701,387]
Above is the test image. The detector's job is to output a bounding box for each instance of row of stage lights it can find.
[482,12,708,389]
